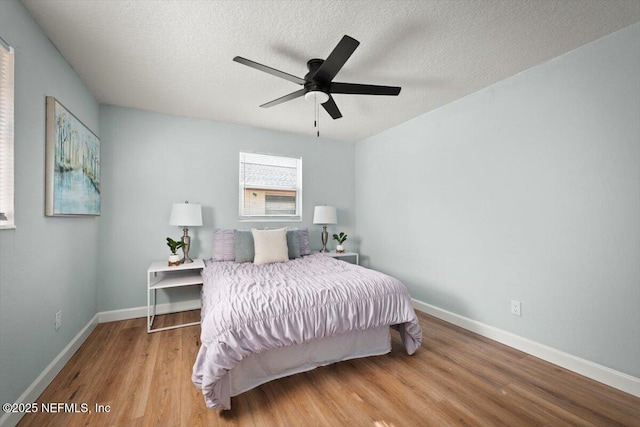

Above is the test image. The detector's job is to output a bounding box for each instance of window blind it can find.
[0,38,14,228]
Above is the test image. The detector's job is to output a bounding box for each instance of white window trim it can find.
[239,152,303,222]
[0,37,15,230]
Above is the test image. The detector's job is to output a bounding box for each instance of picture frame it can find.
[45,96,100,216]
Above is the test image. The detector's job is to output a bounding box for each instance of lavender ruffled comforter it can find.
[192,254,422,409]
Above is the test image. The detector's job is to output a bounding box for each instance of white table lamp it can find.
[313,205,337,253]
[169,201,202,263]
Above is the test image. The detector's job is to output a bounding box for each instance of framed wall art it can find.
[45,96,100,216]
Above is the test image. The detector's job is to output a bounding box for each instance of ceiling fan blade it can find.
[260,89,306,108]
[233,56,306,85]
[330,82,401,96]
[312,35,360,83]
[321,96,343,119]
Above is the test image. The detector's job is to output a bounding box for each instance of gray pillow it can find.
[298,227,311,255]
[234,230,255,263]
[286,230,301,259]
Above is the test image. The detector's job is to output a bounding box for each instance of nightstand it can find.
[147,258,204,333]
[320,251,359,265]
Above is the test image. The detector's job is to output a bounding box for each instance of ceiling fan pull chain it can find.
[311,92,318,137]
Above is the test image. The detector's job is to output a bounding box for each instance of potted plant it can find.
[166,237,184,266]
[332,232,347,253]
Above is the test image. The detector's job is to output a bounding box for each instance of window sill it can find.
[0,224,16,230]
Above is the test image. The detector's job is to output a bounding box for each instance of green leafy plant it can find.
[332,232,347,244]
[166,237,185,255]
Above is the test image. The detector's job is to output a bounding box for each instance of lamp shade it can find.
[313,206,337,225]
[169,202,202,227]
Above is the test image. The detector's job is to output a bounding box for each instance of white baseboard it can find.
[412,298,640,398]
[0,314,99,427]
[98,299,201,323]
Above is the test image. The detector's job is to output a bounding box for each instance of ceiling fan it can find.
[233,35,401,123]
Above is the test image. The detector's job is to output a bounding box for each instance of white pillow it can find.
[252,228,289,265]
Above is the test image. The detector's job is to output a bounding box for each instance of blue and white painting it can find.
[45,97,100,216]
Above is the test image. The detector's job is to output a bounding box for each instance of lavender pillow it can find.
[212,228,235,261]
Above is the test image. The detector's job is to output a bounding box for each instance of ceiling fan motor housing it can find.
[304,59,330,102]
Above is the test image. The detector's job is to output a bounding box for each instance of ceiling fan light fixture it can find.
[304,90,329,104]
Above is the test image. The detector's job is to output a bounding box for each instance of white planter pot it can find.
[168,254,181,266]
[336,244,344,253]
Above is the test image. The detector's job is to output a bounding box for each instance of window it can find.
[239,152,302,221]
[0,38,14,229]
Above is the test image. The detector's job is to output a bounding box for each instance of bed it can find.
[192,228,422,410]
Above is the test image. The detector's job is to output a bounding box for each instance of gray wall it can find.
[355,23,640,377]
[0,0,100,406]
[97,106,355,311]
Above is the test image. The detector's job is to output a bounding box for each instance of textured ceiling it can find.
[20,0,640,142]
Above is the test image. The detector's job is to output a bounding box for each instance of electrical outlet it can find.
[55,311,62,330]
[510,300,521,316]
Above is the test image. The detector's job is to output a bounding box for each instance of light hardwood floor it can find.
[17,310,640,426]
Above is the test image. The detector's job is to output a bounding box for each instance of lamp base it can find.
[320,226,329,253]
[181,227,194,263]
